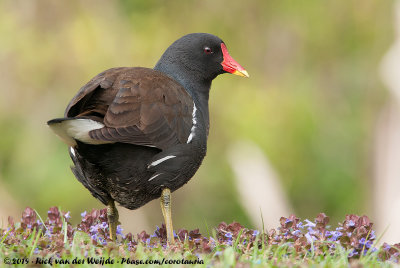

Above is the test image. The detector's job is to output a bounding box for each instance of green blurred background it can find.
[0,0,394,233]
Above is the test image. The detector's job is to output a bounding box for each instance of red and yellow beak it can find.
[221,43,249,78]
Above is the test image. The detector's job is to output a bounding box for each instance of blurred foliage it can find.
[0,0,394,233]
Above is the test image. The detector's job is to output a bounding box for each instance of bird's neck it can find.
[154,61,211,138]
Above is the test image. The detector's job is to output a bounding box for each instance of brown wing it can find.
[65,67,126,119]
[65,67,194,150]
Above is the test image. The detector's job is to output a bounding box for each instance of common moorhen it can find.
[48,33,248,243]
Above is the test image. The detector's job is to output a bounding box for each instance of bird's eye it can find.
[204,47,213,54]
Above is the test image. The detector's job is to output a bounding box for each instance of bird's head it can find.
[155,33,249,84]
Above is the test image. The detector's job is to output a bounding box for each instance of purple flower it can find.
[383,243,391,251]
[116,225,123,236]
[304,219,316,228]
[90,225,99,233]
[292,230,301,236]
[329,231,342,241]
[252,230,259,237]
[64,211,71,220]
[368,230,376,240]
[91,233,98,241]
[224,232,232,240]
[365,240,373,249]
[347,220,355,227]
[81,211,87,218]
[99,222,108,230]
[348,249,357,258]
[305,233,315,243]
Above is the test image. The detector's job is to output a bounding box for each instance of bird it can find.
[47,33,248,243]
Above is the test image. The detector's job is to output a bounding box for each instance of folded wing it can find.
[50,67,194,150]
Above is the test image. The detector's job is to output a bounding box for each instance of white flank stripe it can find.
[149,155,176,167]
[69,147,76,157]
[187,102,197,143]
[148,173,162,181]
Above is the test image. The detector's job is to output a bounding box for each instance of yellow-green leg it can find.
[161,188,175,244]
[107,200,120,241]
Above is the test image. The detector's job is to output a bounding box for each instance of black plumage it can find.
[48,33,248,242]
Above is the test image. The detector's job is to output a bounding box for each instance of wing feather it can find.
[65,67,193,150]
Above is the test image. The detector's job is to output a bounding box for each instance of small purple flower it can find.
[224,232,233,240]
[285,218,292,224]
[383,243,391,251]
[292,230,301,236]
[307,227,318,236]
[252,230,259,237]
[304,219,316,228]
[368,230,376,240]
[99,222,108,230]
[91,233,98,241]
[365,240,373,249]
[330,231,342,241]
[116,225,123,236]
[296,221,304,229]
[90,224,99,233]
[305,233,315,243]
[64,211,71,220]
[347,220,355,228]
[348,249,357,258]
[173,230,178,238]
[81,211,87,218]
[33,248,39,255]
[44,226,54,237]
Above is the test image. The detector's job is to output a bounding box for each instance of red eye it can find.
[204,47,213,54]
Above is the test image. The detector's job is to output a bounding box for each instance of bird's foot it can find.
[160,188,175,244]
[107,200,120,241]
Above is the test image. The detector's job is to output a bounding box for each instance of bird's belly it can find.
[71,141,204,210]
